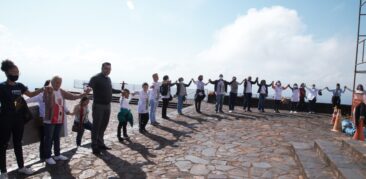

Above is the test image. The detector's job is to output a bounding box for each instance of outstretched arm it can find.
[251,77,259,84]
[345,86,354,92]
[288,84,293,90]
[266,81,273,87]
[191,78,196,84]
[185,80,192,87]
[208,79,215,84]
[271,81,276,89]
[24,87,45,98]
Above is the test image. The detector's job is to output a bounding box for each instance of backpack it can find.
[160,84,169,96]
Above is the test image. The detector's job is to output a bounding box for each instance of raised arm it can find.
[169,81,178,87]
[345,86,354,93]
[266,82,273,88]
[25,93,42,104]
[288,84,293,90]
[185,80,192,87]
[24,87,45,98]
[251,77,259,84]
[282,84,289,90]
[208,79,215,84]
[61,88,90,100]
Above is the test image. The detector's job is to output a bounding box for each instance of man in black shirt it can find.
[89,62,121,155]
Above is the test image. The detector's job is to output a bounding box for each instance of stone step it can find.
[315,140,366,179]
[290,142,335,179]
[341,139,366,162]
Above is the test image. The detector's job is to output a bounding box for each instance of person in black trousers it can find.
[160,75,176,119]
[228,77,244,112]
[88,62,122,155]
[243,76,258,112]
[297,83,307,112]
[0,60,46,177]
[256,80,273,112]
[209,74,230,113]
[25,80,51,161]
[192,75,208,113]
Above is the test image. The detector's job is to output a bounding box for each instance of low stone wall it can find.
[207,95,351,115]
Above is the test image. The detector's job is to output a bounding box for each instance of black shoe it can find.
[219,110,224,113]
[92,149,101,155]
[99,145,112,150]
[139,129,145,134]
[247,109,252,112]
[123,135,130,140]
[118,137,124,142]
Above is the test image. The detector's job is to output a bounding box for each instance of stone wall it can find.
[207,95,351,115]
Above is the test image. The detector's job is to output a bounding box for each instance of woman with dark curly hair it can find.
[0,59,46,177]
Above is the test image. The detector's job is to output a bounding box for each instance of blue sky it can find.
[0,0,362,104]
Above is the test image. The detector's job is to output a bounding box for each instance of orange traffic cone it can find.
[331,107,337,125]
[331,109,342,132]
[353,117,365,141]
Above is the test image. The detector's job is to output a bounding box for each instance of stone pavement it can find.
[5,101,348,179]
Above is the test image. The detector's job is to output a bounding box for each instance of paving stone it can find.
[190,164,210,175]
[252,162,272,169]
[208,174,228,179]
[185,155,209,164]
[175,161,192,172]
[79,169,97,179]
[202,148,216,157]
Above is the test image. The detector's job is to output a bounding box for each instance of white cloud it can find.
[0,6,357,104]
[190,6,354,87]
[126,0,135,10]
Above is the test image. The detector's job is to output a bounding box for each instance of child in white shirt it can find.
[117,89,133,141]
[272,81,289,113]
[132,83,150,133]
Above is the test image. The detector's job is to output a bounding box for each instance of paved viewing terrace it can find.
[5,101,366,179]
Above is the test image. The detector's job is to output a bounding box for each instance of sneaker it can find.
[54,155,68,161]
[229,110,232,113]
[118,137,124,142]
[290,111,293,113]
[247,109,252,112]
[45,158,56,165]
[0,173,8,179]
[294,111,298,114]
[18,167,34,175]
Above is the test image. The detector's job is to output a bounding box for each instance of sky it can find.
[0,0,364,104]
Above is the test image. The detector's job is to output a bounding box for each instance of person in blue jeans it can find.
[175,77,192,115]
[256,80,273,112]
[71,96,93,147]
[149,73,161,125]
[209,74,229,113]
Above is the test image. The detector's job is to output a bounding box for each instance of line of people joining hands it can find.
[156,74,351,115]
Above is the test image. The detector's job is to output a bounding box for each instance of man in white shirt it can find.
[305,84,322,114]
[149,73,161,125]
